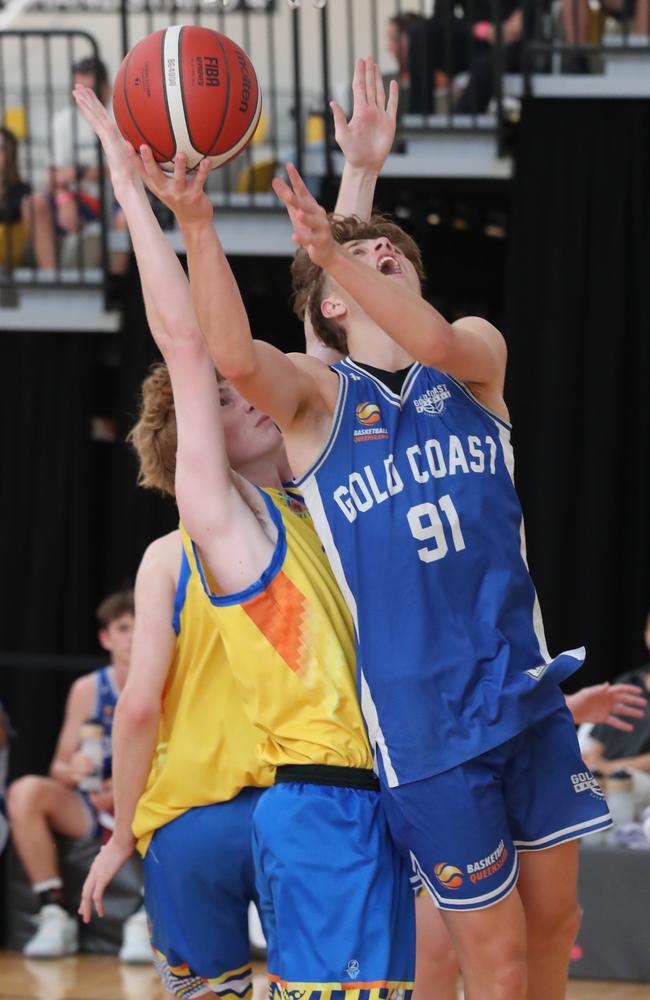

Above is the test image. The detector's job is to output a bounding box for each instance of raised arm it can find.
[274,164,507,407]
[332,56,398,221]
[73,87,279,586]
[138,150,338,446]
[79,537,177,920]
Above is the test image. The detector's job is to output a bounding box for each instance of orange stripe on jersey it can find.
[243,571,307,676]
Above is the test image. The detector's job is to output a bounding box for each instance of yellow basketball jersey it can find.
[182,488,373,771]
[133,540,274,856]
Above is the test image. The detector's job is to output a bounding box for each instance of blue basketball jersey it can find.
[295,359,584,787]
[92,666,118,779]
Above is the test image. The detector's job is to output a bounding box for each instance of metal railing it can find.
[0,29,110,295]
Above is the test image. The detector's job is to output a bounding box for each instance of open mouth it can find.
[377,254,402,276]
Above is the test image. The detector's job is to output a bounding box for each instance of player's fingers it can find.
[195,157,211,190]
[286,163,313,202]
[606,715,635,732]
[612,704,645,717]
[139,144,160,183]
[271,175,297,209]
[173,153,188,192]
[610,684,646,697]
[330,101,347,134]
[79,875,95,923]
[351,56,366,107]
[386,79,399,122]
[365,56,377,107]
[375,61,386,108]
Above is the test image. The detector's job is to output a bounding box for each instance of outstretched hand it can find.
[569,682,647,730]
[331,56,398,174]
[272,164,337,268]
[139,148,213,228]
[78,833,135,922]
[72,85,143,199]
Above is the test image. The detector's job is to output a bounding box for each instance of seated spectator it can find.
[51,56,128,272]
[0,127,56,271]
[563,0,649,44]
[7,591,149,961]
[582,612,650,817]
[408,0,524,115]
[386,11,423,92]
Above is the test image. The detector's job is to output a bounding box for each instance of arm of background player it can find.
[331,56,398,221]
[274,165,507,399]
[566,682,647,731]
[79,538,176,921]
[138,150,336,435]
[49,676,94,788]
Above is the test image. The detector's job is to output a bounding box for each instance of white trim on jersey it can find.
[299,474,399,787]
[294,371,348,487]
[513,813,612,850]
[496,421,553,668]
[446,373,512,429]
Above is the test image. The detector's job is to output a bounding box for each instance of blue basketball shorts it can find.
[381,704,612,912]
[252,775,415,1000]
[144,787,265,998]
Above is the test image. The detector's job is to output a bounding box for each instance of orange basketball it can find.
[113,25,262,172]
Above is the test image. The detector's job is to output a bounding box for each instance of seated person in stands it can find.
[582,611,650,816]
[408,0,524,115]
[51,56,127,272]
[563,0,649,44]
[0,126,56,271]
[7,591,148,961]
[386,11,422,93]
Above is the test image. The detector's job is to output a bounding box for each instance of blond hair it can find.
[127,363,177,497]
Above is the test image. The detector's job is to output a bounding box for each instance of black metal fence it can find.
[1,0,649,295]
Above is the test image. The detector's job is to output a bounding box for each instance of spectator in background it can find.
[6,591,148,961]
[387,11,422,88]
[582,612,650,816]
[563,0,649,44]
[51,56,128,272]
[408,0,524,115]
[0,126,56,271]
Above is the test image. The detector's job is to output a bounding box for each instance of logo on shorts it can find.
[282,992,305,1000]
[466,840,509,884]
[345,959,360,980]
[571,771,605,799]
[433,863,464,890]
[413,384,451,416]
[353,403,389,443]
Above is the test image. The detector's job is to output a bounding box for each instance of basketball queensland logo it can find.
[433,862,464,890]
[354,403,389,443]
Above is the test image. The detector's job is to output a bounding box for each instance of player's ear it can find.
[98,628,111,653]
[321,296,347,321]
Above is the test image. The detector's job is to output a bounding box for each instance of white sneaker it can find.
[119,907,152,964]
[23,904,79,959]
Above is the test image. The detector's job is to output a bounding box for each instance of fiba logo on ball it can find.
[113,24,262,172]
[433,862,464,890]
[355,402,381,426]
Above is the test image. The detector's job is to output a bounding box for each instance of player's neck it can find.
[348,322,414,373]
[237,455,284,490]
[111,660,129,692]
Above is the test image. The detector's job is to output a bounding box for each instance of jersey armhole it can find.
[294,368,347,487]
[446,373,512,431]
[189,489,288,608]
[172,547,191,636]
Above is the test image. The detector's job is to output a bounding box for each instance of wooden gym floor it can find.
[0,954,649,1000]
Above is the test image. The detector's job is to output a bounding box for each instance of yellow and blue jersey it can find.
[133,543,274,857]
[183,488,374,772]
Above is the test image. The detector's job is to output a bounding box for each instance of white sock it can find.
[32,877,63,895]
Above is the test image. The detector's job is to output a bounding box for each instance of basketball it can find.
[113,25,262,172]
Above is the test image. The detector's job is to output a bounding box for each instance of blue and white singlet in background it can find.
[296,359,584,788]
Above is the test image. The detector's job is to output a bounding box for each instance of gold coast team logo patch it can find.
[434,863,464,890]
[355,402,382,426]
